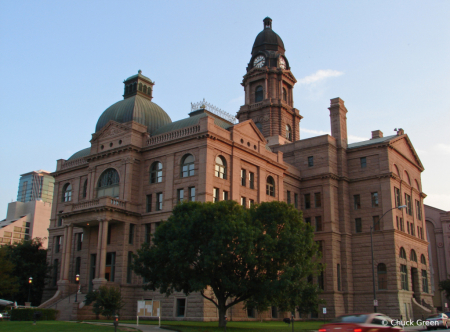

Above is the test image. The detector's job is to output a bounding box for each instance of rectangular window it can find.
[394,187,401,207]
[176,298,186,317]
[354,195,361,209]
[249,199,255,207]
[337,264,341,291]
[400,264,408,290]
[155,222,161,231]
[315,216,323,232]
[55,236,62,253]
[371,192,379,207]
[422,270,429,293]
[145,224,151,243]
[52,259,58,286]
[247,308,255,318]
[405,194,412,215]
[294,193,298,208]
[373,215,380,231]
[127,251,133,284]
[400,217,404,232]
[271,306,278,319]
[318,267,324,290]
[287,191,291,204]
[249,172,255,189]
[107,224,112,245]
[416,200,422,220]
[241,169,246,186]
[213,188,219,202]
[177,189,184,203]
[316,240,323,254]
[355,218,362,233]
[146,194,152,212]
[156,193,163,211]
[57,217,62,227]
[407,222,410,234]
[189,187,195,201]
[129,224,135,244]
[308,156,314,167]
[314,193,322,208]
[105,252,116,282]
[360,157,367,168]
[222,191,228,201]
[396,216,400,230]
[75,257,81,281]
[304,194,311,209]
[305,217,311,225]
[241,197,246,207]
[77,233,83,251]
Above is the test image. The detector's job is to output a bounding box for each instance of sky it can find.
[0,1,449,218]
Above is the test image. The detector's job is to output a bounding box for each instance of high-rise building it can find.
[17,170,55,204]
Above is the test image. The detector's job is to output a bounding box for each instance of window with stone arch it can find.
[181,154,195,178]
[215,156,227,179]
[410,249,417,262]
[138,82,143,91]
[82,179,88,199]
[404,171,411,185]
[62,183,72,202]
[255,85,263,103]
[150,161,163,183]
[285,124,292,141]
[393,164,400,177]
[420,254,426,265]
[266,176,275,197]
[415,179,421,191]
[377,263,387,290]
[97,168,120,198]
[282,87,287,102]
[143,85,147,94]
[399,247,406,259]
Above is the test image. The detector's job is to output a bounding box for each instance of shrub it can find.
[10,308,58,321]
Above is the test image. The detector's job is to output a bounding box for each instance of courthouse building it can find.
[41,18,434,320]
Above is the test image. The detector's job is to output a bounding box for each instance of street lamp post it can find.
[371,205,407,312]
[75,274,80,302]
[28,277,33,304]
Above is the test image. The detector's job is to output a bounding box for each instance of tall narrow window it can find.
[97,168,120,198]
[75,257,81,279]
[127,251,133,284]
[189,187,195,201]
[181,154,195,177]
[55,236,62,253]
[145,224,151,243]
[294,193,298,208]
[315,216,323,232]
[107,224,112,245]
[156,193,163,211]
[371,192,379,207]
[241,197,246,207]
[354,195,361,209]
[146,194,152,212]
[287,191,291,204]
[305,217,311,225]
[360,157,367,168]
[255,85,263,103]
[129,224,135,244]
[394,187,401,207]
[318,265,324,290]
[82,180,88,199]
[77,233,83,251]
[400,217,404,232]
[416,200,422,220]
[315,193,322,208]
[337,264,341,291]
[420,254,426,265]
[215,156,227,179]
[241,169,246,186]
[213,188,219,202]
[373,215,380,231]
[176,299,186,317]
[304,194,311,209]
[410,249,417,262]
[422,270,429,293]
[400,265,408,290]
[377,263,387,290]
[105,252,116,282]
[249,172,255,189]
[177,189,184,203]
[308,156,314,167]
[222,191,228,201]
[405,194,412,215]
[150,162,163,183]
[249,199,255,207]
[282,88,287,102]
[285,124,292,141]
[355,218,362,233]
[266,176,275,197]
[62,183,72,202]
[57,211,63,226]
[399,247,407,259]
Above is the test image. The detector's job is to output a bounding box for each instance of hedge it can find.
[10,308,59,321]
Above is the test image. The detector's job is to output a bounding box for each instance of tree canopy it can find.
[84,286,125,319]
[132,200,322,327]
[0,246,19,297]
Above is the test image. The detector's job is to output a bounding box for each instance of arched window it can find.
[415,179,421,191]
[377,263,387,290]
[62,183,72,202]
[181,154,195,177]
[147,87,152,96]
[399,247,406,259]
[215,156,227,179]
[421,254,426,264]
[255,86,263,103]
[255,122,263,133]
[404,171,411,185]
[82,179,88,199]
[393,164,400,177]
[285,124,292,141]
[410,249,417,262]
[266,176,275,197]
[133,83,137,91]
[125,85,129,94]
[282,88,287,102]
[143,85,147,94]
[150,162,163,183]
[138,83,143,91]
[97,168,120,198]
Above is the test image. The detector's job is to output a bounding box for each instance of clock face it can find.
[279,57,286,69]
[253,55,265,68]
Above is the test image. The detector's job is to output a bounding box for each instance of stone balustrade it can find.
[147,125,201,146]
[71,196,136,213]
[61,158,88,170]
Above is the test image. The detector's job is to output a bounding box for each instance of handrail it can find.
[47,291,79,309]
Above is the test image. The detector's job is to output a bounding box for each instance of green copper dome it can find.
[95,95,172,134]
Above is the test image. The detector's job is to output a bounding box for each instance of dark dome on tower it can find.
[252,17,285,55]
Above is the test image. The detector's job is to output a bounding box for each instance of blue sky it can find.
[1,1,449,218]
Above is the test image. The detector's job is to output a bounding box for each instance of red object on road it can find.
[319,313,403,332]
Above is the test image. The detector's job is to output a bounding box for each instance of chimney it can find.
[397,128,404,136]
[329,97,348,148]
[371,130,383,139]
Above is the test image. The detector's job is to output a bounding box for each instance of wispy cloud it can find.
[298,69,344,85]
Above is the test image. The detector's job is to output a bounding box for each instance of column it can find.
[63,224,73,280]
[59,226,68,281]
[98,220,109,279]
[95,221,103,278]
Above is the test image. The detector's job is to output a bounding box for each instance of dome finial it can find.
[138,69,142,74]
[263,17,272,29]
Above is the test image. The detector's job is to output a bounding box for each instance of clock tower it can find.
[237,17,302,146]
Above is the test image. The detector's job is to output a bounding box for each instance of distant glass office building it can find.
[16,170,54,203]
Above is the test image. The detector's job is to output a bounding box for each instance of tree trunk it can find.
[218,302,227,328]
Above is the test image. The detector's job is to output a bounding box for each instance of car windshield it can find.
[333,315,369,323]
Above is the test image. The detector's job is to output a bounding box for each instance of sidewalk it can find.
[82,321,173,331]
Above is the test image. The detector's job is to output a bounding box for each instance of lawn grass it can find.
[0,321,130,332]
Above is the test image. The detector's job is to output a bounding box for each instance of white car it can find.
[425,313,449,330]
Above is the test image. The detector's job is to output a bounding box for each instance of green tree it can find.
[2,238,50,306]
[439,278,450,302]
[0,246,19,297]
[132,200,321,327]
[84,286,125,319]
